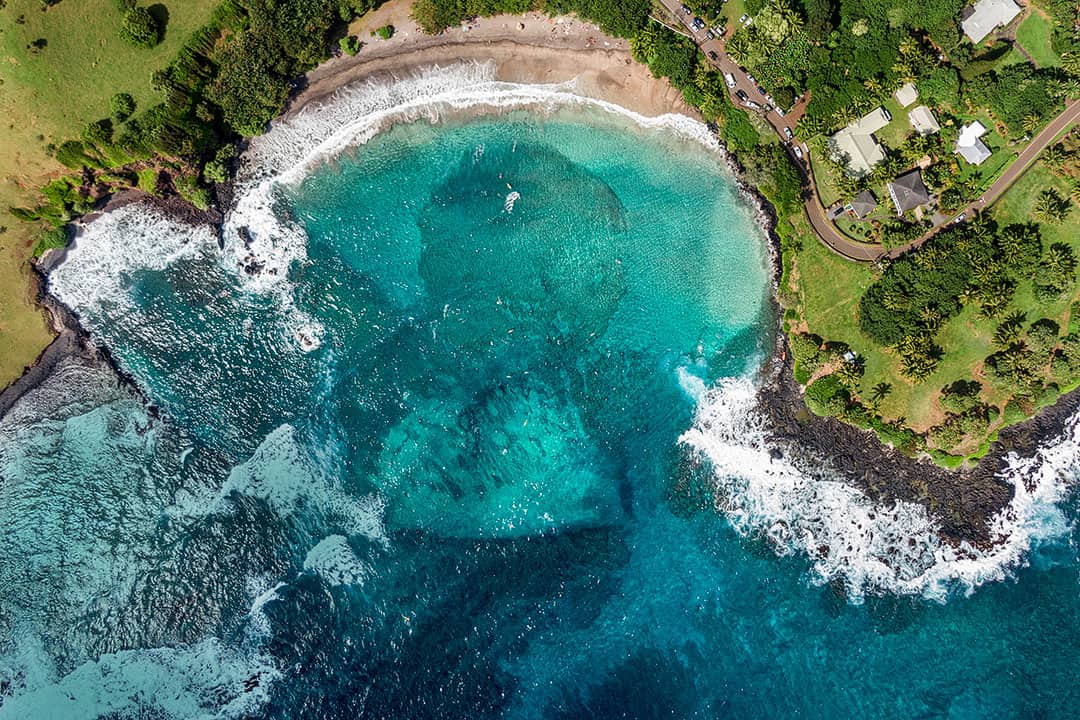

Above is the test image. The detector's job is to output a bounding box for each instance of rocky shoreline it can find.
[0,56,1075,549]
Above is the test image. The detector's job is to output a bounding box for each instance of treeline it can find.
[15,0,382,238]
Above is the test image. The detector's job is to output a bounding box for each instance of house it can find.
[956,121,992,165]
[961,0,1022,44]
[894,82,918,108]
[887,169,931,215]
[908,105,941,136]
[829,107,892,176]
[845,189,878,219]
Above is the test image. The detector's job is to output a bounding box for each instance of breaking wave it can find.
[680,376,1079,602]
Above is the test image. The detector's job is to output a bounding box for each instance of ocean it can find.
[1,64,1078,719]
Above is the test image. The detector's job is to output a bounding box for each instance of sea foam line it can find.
[679,376,1079,602]
[222,61,724,348]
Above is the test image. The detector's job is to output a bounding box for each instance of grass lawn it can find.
[790,153,1080,441]
[875,96,912,150]
[1015,10,1060,68]
[0,0,219,387]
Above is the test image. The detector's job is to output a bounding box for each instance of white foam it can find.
[0,638,279,720]
[213,424,387,544]
[303,534,372,587]
[679,376,1079,601]
[221,61,721,349]
[49,206,213,315]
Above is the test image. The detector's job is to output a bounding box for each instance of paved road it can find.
[886,97,1080,259]
[655,1,1080,263]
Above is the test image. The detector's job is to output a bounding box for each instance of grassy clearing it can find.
[1015,10,1060,68]
[0,0,218,386]
[790,149,1080,456]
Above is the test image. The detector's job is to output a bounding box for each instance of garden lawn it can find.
[1015,10,1060,68]
[0,0,219,387]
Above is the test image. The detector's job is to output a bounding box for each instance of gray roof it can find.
[848,189,878,218]
[961,0,1021,43]
[888,170,931,214]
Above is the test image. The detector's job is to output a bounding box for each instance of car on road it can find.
[708,50,719,60]
[793,145,804,159]
[724,72,736,88]
[735,89,749,101]
[783,127,794,140]
[954,213,967,224]
[681,4,692,14]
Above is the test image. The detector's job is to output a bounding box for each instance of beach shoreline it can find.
[0,9,1075,549]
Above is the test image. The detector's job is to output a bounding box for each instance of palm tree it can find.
[1042,144,1065,170]
[899,37,920,60]
[869,382,892,408]
[1022,113,1041,135]
[1061,51,1080,79]
[863,77,883,98]
[1035,189,1069,224]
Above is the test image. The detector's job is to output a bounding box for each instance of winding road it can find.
[655,0,1079,263]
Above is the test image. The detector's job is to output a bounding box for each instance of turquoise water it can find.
[1,109,1079,719]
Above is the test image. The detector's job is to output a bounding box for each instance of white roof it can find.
[961,0,1022,43]
[956,123,992,164]
[894,83,918,108]
[829,108,891,175]
[908,106,941,135]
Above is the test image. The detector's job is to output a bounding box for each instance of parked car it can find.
[735,89,749,101]
[783,127,794,140]
[739,13,749,23]
[745,100,761,110]
[692,17,705,29]
[724,72,736,88]
[746,73,757,85]
[681,4,692,14]
[793,145,804,159]
[705,29,716,39]
[756,86,767,96]
[775,106,786,117]
[954,213,967,224]
[708,50,719,60]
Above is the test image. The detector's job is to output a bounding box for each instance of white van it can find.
[724,73,736,88]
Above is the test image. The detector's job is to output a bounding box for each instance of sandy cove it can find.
[289,6,696,120]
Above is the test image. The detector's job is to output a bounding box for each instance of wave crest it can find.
[679,376,1078,601]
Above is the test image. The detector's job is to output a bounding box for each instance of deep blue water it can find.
[1,111,1079,719]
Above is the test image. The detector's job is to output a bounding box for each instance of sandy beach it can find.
[289,2,696,120]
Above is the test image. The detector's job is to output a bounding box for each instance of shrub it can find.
[1027,318,1061,357]
[110,93,136,121]
[32,226,69,257]
[339,35,361,55]
[805,374,849,416]
[939,380,982,414]
[120,6,161,48]
[375,24,394,39]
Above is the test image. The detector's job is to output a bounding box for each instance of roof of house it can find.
[956,122,992,165]
[894,82,918,108]
[829,108,892,175]
[848,189,878,218]
[888,169,931,214]
[908,105,941,136]
[961,0,1022,43]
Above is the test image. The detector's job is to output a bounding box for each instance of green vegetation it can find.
[119,5,162,48]
[374,23,393,38]
[1016,10,1060,68]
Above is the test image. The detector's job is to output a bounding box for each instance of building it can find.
[908,105,941,136]
[956,121,992,165]
[961,0,1022,44]
[894,82,918,108]
[887,169,931,215]
[829,107,892,176]
[845,189,878,219]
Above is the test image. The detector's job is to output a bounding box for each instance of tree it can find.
[119,6,161,48]
[1035,188,1071,224]
[1022,113,1041,134]
[869,381,892,408]
[1062,52,1080,79]
[109,92,136,121]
